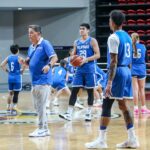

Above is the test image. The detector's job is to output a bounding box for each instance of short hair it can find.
[60,59,67,67]
[80,23,90,30]
[10,44,19,54]
[109,10,125,26]
[28,25,42,34]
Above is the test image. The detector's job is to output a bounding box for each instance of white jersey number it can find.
[58,69,62,75]
[10,62,14,71]
[79,50,87,59]
[125,43,131,58]
[133,49,141,58]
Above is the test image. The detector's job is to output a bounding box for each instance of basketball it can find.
[70,55,83,67]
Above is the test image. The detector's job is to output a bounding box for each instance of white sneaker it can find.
[52,99,59,106]
[85,137,108,149]
[59,113,72,121]
[75,101,84,109]
[29,128,50,137]
[85,113,92,121]
[93,99,103,107]
[116,138,140,148]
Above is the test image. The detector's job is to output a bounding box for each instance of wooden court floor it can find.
[0,91,150,150]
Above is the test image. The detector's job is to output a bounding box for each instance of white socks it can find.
[67,106,74,115]
[99,130,107,141]
[127,127,136,140]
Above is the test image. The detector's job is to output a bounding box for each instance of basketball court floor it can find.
[0,91,149,150]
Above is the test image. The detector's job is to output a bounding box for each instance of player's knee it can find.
[101,108,111,117]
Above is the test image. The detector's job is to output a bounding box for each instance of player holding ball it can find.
[59,23,100,121]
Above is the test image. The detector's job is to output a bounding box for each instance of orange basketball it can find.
[70,55,83,67]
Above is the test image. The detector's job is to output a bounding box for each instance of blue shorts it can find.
[106,67,133,100]
[67,74,74,84]
[96,77,107,89]
[9,82,22,91]
[132,75,146,79]
[52,81,67,91]
[73,72,96,88]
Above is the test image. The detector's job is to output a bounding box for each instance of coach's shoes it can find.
[85,113,92,122]
[59,113,72,121]
[116,138,139,148]
[85,137,108,149]
[29,128,50,137]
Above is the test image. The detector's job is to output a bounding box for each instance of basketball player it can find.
[52,59,71,106]
[94,65,106,107]
[26,25,58,137]
[131,33,150,114]
[64,50,84,109]
[85,10,139,148]
[1,44,25,115]
[59,23,100,121]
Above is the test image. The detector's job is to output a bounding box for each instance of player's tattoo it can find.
[108,53,117,81]
[123,110,133,125]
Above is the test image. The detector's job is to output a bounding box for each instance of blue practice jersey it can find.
[96,65,106,81]
[132,43,146,76]
[107,30,132,68]
[7,55,21,83]
[75,37,96,73]
[52,66,67,83]
[66,57,75,74]
[28,38,56,85]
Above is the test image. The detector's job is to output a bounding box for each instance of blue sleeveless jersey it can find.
[75,37,96,73]
[53,66,67,83]
[66,57,75,74]
[7,55,21,83]
[107,30,132,68]
[132,43,146,76]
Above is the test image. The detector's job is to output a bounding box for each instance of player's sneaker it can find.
[52,99,59,106]
[134,108,139,115]
[75,101,84,109]
[29,128,50,137]
[59,113,72,121]
[93,99,103,107]
[6,108,11,114]
[85,113,92,121]
[141,108,150,114]
[116,138,139,148]
[85,137,108,149]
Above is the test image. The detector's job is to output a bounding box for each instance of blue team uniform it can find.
[107,30,133,99]
[131,43,146,79]
[95,65,106,89]
[73,37,96,88]
[7,55,22,91]
[28,38,56,85]
[52,66,67,91]
[66,57,75,84]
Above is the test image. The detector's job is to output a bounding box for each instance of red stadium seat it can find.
[146,0,150,4]
[147,50,150,54]
[137,0,145,4]
[146,9,150,14]
[146,19,150,25]
[137,30,145,36]
[128,30,135,35]
[146,30,150,35]
[146,40,150,46]
[127,19,136,25]
[137,9,145,14]
[140,40,145,44]
[118,0,127,4]
[127,9,136,14]
[127,0,136,4]
[137,19,145,25]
